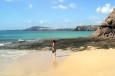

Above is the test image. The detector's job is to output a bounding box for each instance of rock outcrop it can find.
[75,25,98,31]
[92,8,115,38]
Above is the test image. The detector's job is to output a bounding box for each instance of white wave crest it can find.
[0,50,30,61]
[0,44,4,46]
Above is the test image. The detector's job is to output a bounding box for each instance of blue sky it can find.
[0,0,115,30]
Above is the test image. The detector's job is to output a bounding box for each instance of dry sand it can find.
[0,48,115,76]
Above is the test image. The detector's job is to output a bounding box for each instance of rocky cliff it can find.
[92,8,115,38]
[75,25,98,31]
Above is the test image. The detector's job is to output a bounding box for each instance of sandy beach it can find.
[0,48,115,76]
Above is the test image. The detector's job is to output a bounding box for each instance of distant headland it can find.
[23,25,98,31]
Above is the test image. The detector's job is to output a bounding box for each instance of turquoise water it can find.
[0,31,94,41]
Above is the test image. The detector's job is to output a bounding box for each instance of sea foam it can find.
[0,43,4,46]
[0,50,30,62]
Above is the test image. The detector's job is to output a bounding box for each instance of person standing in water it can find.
[52,40,57,57]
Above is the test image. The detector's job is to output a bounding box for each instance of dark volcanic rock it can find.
[75,25,98,31]
[92,8,115,38]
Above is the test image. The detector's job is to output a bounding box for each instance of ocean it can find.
[0,30,94,41]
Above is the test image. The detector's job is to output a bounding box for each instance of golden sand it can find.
[0,48,115,76]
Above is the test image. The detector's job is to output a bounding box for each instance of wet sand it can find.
[0,50,71,76]
[0,48,115,76]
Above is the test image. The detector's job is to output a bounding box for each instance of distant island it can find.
[24,25,98,31]
[24,26,50,31]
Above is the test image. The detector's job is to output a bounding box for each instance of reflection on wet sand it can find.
[53,57,58,68]
[57,55,70,57]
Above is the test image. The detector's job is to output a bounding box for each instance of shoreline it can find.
[0,37,115,50]
[0,49,72,76]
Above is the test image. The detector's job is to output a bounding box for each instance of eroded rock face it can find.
[92,8,115,38]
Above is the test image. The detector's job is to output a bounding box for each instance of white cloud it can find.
[39,20,48,24]
[24,20,32,24]
[88,15,103,24]
[51,0,76,10]
[88,16,99,21]
[52,6,58,9]
[69,3,76,9]
[29,4,32,8]
[27,20,32,23]
[96,3,114,14]
[58,0,64,3]
[52,5,68,10]
[5,0,13,1]
[58,5,68,10]
[51,0,64,3]
[64,19,70,23]
[52,3,76,10]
